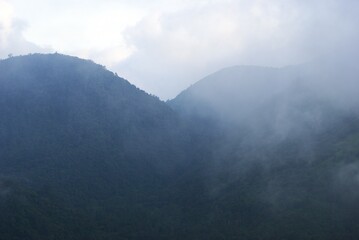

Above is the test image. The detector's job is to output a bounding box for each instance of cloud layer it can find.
[1,0,359,99]
[115,0,359,99]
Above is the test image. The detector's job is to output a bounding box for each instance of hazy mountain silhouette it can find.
[169,64,359,239]
[1,54,359,239]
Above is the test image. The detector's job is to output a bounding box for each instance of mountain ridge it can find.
[1,53,359,239]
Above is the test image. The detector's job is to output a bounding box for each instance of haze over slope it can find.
[169,62,359,239]
[1,54,359,239]
[170,61,359,138]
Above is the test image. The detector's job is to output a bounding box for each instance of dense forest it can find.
[0,54,359,239]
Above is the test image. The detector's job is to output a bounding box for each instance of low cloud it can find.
[114,0,359,99]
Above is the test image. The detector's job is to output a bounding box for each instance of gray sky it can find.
[1,0,358,99]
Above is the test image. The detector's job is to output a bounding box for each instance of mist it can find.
[168,12,359,212]
[1,1,359,239]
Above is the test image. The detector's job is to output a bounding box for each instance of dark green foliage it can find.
[1,55,359,239]
[0,54,190,240]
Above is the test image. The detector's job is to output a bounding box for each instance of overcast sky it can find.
[0,0,358,99]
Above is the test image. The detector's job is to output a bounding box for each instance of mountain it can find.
[169,64,359,239]
[1,54,359,239]
[0,54,192,240]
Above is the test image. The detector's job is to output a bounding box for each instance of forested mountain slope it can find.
[1,54,359,239]
[0,54,190,239]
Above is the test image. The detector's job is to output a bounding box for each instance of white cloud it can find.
[1,0,359,99]
[8,0,144,66]
[114,0,359,99]
[0,0,48,58]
